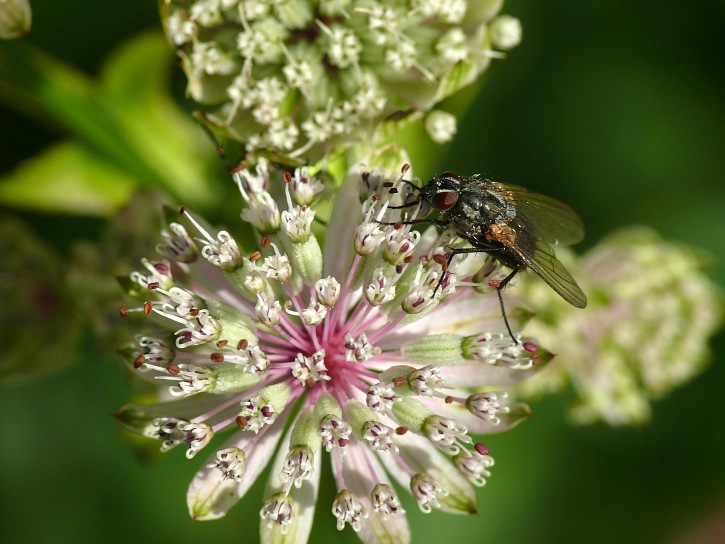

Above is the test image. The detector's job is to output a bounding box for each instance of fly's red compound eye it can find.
[432,191,458,211]
[439,171,459,180]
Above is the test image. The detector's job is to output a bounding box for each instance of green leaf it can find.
[0,142,137,215]
[99,31,217,209]
[0,41,167,188]
[0,34,218,209]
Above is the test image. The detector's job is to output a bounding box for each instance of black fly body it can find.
[382,171,587,342]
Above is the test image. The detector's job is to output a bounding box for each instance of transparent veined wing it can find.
[520,239,587,307]
[489,182,585,246]
[486,220,587,308]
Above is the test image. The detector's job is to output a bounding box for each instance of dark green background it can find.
[1,1,723,543]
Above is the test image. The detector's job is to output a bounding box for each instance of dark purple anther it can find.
[474,443,489,456]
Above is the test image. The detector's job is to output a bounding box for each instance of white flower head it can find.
[292,349,331,385]
[207,447,246,482]
[515,227,722,426]
[161,0,522,162]
[130,258,174,292]
[289,167,324,206]
[116,161,544,544]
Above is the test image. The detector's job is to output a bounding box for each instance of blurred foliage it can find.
[0,215,81,383]
[0,30,217,215]
[0,1,723,544]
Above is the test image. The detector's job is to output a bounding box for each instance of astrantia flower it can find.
[159,0,520,161]
[115,157,549,543]
[515,227,723,426]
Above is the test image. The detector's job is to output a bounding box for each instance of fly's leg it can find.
[376,218,447,227]
[430,247,521,343]
[489,268,520,343]
[385,200,421,211]
[431,251,456,297]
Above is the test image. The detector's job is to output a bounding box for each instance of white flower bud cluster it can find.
[160,0,521,160]
[516,227,723,426]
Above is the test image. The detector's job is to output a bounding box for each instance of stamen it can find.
[475,443,489,456]
[467,392,511,425]
[151,418,213,459]
[408,365,446,397]
[332,490,368,532]
[423,416,472,455]
[410,474,448,513]
[344,332,380,362]
[455,448,494,486]
[238,394,277,433]
[371,483,405,518]
[362,421,399,454]
[208,447,246,482]
[260,493,294,533]
[280,446,314,489]
[320,415,352,453]
[291,350,330,384]
[366,383,399,412]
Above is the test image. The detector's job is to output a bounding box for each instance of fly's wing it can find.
[519,239,587,308]
[488,221,587,308]
[489,182,584,246]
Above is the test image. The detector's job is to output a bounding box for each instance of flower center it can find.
[291,307,377,389]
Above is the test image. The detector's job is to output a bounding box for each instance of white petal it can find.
[418,396,531,434]
[120,394,232,422]
[376,294,505,349]
[323,173,360,280]
[374,444,410,492]
[439,362,546,386]
[360,505,410,544]
[260,422,322,544]
[187,416,285,520]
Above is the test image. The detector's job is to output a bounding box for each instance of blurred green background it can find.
[1,1,723,543]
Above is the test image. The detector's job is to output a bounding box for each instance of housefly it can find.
[390,172,587,341]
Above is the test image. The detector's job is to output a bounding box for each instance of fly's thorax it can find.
[444,185,512,240]
[446,201,487,239]
[468,185,516,224]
